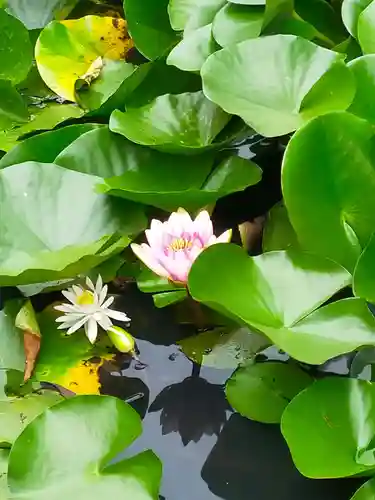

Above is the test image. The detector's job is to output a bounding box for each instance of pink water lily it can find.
[131,208,231,284]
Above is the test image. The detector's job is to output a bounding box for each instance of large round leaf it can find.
[0,161,146,285]
[351,478,375,499]
[187,244,375,365]
[55,126,261,211]
[0,80,28,128]
[358,0,375,53]
[0,124,99,168]
[226,362,312,423]
[6,0,79,29]
[201,34,355,137]
[0,9,32,85]
[168,0,226,32]
[262,202,299,252]
[109,91,231,153]
[7,396,162,499]
[282,112,375,272]
[124,0,178,60]
[342,0,372,38]
[281,378,375,478]
[212,3,264,47]
[348,55,375,124]
[354,234,375,303]
[0,300,24,372]
[35,16,134,102]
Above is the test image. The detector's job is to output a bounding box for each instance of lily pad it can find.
[0,9,32,85]
[226,362,313,423]
[6,0,79,29]
[0,300,24,372]
[35,15,134,102]
[0,80,28,128]
[201,34,355,137]
[281,377,375,478]
[282,112,375,272]
[168,0,226,32]
[188,244,375,365]
[0,123,99,168]
[0,449,8,499]
[124,0,178,60]
[0,161,146,285]
[342,0,372,38]
[212,3,264,47]
[109,90,231,153]
[7,395,162,499]
[358,0,375,53]
[351,478,375,499]
[179,326,269,368]
[348,55,375,124]
[0,102,83,152]
[354,234,375,303]
[262,202,299,252]
[0,390,62,447]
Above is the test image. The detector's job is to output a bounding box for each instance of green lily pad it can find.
[7,396,162,499]
[0,102,83,152]
[153,290,188,308]
[188,244,375,365]
[0,449,9,499]
[229,0,265,4]
[168,0,226,32]
[281,378,375,478]
[262,202,299,252]
[109,90,231,153]
[0,390,62,447]
[212,3,264,47]
[348,55,375,124]
[6,0,79,29]
[0,9,32,85]
[179,326,269,368]
[35,15,134,102]
[226,362,313,423]
[201,34,355,137]
[342,0,372,38]
[282,112,375,272]
[0,123,99,168]
[0,300,24,372]
[351,478,375,499]
[124,0,178,60]
[0,80,28,128]
[0,161,146,285]
[167,24,218,72]
[358,0,375,52]
[354,234,375,303]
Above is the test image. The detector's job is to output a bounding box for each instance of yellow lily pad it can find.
[35,15,134,102]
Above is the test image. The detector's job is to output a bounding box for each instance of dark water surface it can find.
[108,288,363,500]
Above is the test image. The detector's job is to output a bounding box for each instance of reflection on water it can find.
[111,289,363,500]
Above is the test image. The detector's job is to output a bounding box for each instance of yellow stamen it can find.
[169,238,192,251]
[76,290,95,306]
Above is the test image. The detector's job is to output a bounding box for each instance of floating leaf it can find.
[7,396,162,499]
[351,477,375,499]
[6,0,79,29]
[167,24,218,72]
[226,362,313,423]
[168,0,226,32]
[0,80,28,128]
[342,0,372,38]
[0,123,99,168]
[0,9,32,85]
[188,244,375,365]
[262,202,299,252]
[201,34,355,137]
[179,326,269,368]
[153,289,188,308]
[0,300,24,372]
[212,3,264,47]
[282,112,375,272]
[0,161,146,285]
[0,102,83,152]
[358,0,375,52]
[281,378,375,478]
[0,449,8,498]
[354,234,375,303]
[109,90,231,153]
[124,0,178,60]
[348,55,375,124]
[35,15,134,102]
[0,390,62,447]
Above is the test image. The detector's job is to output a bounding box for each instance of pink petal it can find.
[145,219,164,248]
[131,243,171,279]
[194,210,213,244]
[160,251,191,283]
[167,209,193,236]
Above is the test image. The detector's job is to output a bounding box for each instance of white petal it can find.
[58,322,76,330]
[167,209,193,236]
[99,284,108,305]
[61,290,78,304]
[96,314,113,331]
[194,210,213,244]
[95,274,103,295]
[102,296,114,309]
[54,303,80,313]
[145,219,164,249]
[105,309,131,322]
[131,243,170,279]
[85,317,98,344]
[86,276,95,291]
[55,313,84,323]
[72,284,83,296]
[215,229,232,244]
[67,315,90,334]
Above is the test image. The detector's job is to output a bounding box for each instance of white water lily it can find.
[54,275,130,344]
